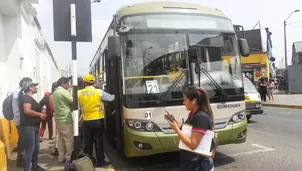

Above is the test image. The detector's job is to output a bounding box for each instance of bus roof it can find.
[89,1,231,72]
[116,1,229,19]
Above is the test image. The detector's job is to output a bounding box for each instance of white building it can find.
[0,0,60,118]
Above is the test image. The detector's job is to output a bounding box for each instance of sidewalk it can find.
[262,90,302,109]
[7,139,113,171]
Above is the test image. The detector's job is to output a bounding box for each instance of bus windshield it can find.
[190,34,244,98]
[122,33,188,105]
[122,32,244,106]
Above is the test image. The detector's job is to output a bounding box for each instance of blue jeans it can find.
[16,126,24,160]
[23,126,40,171]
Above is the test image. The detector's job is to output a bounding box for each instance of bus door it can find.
[104,49,120,147]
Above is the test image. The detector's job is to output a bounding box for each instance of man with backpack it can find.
[10,77,32,167]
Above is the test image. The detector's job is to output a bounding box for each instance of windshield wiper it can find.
[157,69,188,104]
[199,67,228,101]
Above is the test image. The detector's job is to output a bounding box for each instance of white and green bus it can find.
[89,1,250,157]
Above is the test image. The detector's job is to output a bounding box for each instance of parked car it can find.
[243,76,263,121]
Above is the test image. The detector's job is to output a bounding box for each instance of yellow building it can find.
[236,27,272,84]
[240,53,270,83]
[223,53,269,84]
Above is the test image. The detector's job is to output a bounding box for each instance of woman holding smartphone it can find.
[165,86,214,171]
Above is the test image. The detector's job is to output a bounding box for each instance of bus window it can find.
[243,77,258,93]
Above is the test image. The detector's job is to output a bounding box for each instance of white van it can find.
[243,76,263,121]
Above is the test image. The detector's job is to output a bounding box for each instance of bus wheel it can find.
[247,115,252,121]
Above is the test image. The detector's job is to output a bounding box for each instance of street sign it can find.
[53,0,93,164]
[53,0,92,42]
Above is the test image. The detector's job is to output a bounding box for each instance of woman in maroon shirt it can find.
[39,92,54,141]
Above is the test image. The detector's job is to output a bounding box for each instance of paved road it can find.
[105,107,302,171]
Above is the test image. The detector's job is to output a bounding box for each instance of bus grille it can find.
[246,103,256,109]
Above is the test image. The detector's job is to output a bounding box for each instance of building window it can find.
[299,54,302,62]
[19,57,24,69]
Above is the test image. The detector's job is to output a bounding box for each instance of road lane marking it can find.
[262,115,302,123]
[228,144,275,157]
[216,144,275,159]
[250,144,275,152]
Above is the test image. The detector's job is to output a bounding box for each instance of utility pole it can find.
[284,20,288,68]
[284,10,300,68]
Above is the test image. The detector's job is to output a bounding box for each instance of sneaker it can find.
[58,157,66,164]
[31,165,46,171]
[16,158,24,167]
[64,160,71,170]
[96,161,111,167]
[51,148,59,156]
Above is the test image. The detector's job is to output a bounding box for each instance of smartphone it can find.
[164,111,176,122]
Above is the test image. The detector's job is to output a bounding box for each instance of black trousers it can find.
[260,89,267,102]
[83,119,105,164]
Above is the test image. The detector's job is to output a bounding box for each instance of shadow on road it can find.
[213,152,236,167]
[247,120,258,124]
[104,137,236,171]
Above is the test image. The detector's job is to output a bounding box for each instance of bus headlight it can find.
[125,119,161,132]
[229,111,246,123]
[145,122,154,131]
[134,122,142,129]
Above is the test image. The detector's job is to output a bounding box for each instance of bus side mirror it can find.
[108,35,121,59]
[238,38,250,57]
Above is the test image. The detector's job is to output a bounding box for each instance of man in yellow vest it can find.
[78,74,115,167]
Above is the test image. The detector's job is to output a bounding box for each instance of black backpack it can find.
[2,92,14,120]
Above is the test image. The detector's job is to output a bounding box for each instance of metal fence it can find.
[288,65,302,93]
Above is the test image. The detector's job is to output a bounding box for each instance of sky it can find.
[34,0,302,76]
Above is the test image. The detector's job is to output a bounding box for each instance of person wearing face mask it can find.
[18,81,47,171]
[50,77,73,166]
[166,86,215,171]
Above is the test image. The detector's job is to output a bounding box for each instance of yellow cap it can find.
[83,74,96,84]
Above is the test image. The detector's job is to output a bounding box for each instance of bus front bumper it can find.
[123,119,247,157]
[123,126,180,157]
[216,119,247,145]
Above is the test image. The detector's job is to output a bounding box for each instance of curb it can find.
[262,103,302,109]
[95,165,115,171]
[0,140,7,171]
[105,165,115,171]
